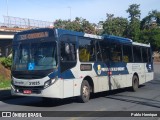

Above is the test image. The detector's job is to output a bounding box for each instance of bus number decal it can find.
[29,81,40,86]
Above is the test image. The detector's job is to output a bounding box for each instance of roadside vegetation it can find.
[1,57,12,69]
[0,57,11,89]
[0,76,10,89]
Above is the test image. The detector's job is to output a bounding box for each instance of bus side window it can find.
[61,42,76,61]
[78,37,96,62]
[96,41,103,61]
[148,48,152,63]
[98,41,109,62]
[110,43,122,62]
[60,35,77,73]
[133,46,142,63]
[123,45,133,62]
[142,47,148,62]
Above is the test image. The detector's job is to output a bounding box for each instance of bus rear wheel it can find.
[79,80,90,103]
[132,75,139,92]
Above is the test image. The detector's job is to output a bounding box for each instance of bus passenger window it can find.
[133,46,142,63]
[110,43,122,62]
[98,41,109,62]
[142,47,148,62]
[123,45,133,62]
[96,41,103,61]
[79,37,96,62]
[79,48,90,62]
[147,48,152,62]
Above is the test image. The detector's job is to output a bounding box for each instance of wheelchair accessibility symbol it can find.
[28,63,35,70]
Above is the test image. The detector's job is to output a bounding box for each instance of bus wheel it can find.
[132,75,139,92]
[79,80,90,103]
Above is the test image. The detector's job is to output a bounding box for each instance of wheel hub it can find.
[83,85,89,98]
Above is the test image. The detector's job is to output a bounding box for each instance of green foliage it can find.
[54,17,96,34]
[140,10,160,51]
[127,18,141,42]
[65,21,83,32]
[103,14,128,37]
[141,10,160,30]
[0,76,10,88]
[0,57,5,63]
[126,4,141,20]
[1,57,12,69]
[140,28,160,51]
[126,4,141,42]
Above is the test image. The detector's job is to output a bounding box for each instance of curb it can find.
[0,87,10,90]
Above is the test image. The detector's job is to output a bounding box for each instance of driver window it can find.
[60,35,77,72]
[61,42,76,61]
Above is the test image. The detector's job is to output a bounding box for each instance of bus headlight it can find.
[44,77,58,88]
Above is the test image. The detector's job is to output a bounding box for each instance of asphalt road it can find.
[0,63,160,120]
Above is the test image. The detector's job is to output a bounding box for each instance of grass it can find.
[0,57,11,89]
[0,76,10,89]
[0,57,5,63]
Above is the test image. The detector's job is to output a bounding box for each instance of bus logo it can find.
[97,65,101,75]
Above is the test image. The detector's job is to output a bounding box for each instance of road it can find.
[0,63,160,120]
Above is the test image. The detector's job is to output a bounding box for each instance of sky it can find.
[0,0,160,24]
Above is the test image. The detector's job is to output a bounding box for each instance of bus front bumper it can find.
[11,80,64,99]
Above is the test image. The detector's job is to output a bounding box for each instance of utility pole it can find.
[6,0,9,27]
[68,6,71,21]
[6,0,8,17]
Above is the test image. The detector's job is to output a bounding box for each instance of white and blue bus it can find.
[11,28,154,102]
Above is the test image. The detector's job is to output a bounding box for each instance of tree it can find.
[126,4,141,42]
[140,28,160,51]
[103,13,128,37]
[140,10,160,51]
[54,19,69,29]
[141,10,160,30]
[65,21,83,32]
[81,18,96,34]
[126,4,141,20]
[54,17,96,34]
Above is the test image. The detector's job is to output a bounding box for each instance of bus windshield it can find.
[12,41,57,71]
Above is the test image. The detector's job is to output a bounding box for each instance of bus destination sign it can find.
[17,32,49,40]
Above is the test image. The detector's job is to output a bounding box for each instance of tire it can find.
[79,80,90,103]
[132,75,139,92]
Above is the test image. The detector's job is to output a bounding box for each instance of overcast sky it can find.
[0,0,159,24]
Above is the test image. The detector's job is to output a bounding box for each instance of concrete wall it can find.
[0,39,12,57]
[0,31,15,57]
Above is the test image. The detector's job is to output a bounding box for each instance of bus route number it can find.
[29,81,40,86]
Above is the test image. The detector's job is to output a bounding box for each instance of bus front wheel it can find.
[132,75,139,92]
[79,80,90,103]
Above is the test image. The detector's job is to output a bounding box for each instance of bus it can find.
[11,28,154,103]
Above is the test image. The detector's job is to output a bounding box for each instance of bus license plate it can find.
[23,90,32,94]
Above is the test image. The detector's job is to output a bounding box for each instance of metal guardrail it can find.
[0,16,54,32]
